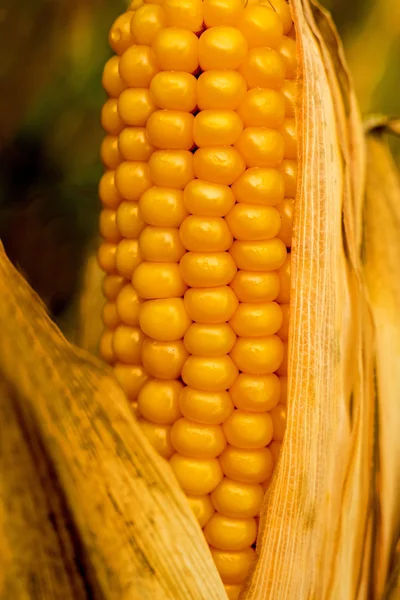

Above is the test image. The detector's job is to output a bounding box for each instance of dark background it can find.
[0,0,398,330]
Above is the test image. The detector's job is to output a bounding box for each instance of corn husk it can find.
[0,1,399,599]
[362,117,400,600]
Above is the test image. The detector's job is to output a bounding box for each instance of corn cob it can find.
[99,1,296,596]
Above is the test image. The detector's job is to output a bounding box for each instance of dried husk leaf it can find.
[0,245,227,600]
[0,381,88,599]
[362,120,400,599]
[243,1,374,599]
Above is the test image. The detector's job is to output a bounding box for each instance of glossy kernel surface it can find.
[179,387,234,425]
[204,514,257,551]
[184,323,236,356]
[169,454,223,495]
[184,286,239,323]
[138,379,183,425]
[171,418,227,458]
[182,355,239,392]
[139,297,191,341]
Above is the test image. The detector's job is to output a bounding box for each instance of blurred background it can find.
[0,0,399,342]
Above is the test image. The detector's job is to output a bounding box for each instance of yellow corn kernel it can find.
[132,262,187,299]
[99,329,115,364]
[229,238,287,271]
[278,303,290,340]
[182,355,239,392]
[150,72,197,112]
[171,418,227,458]
[180,252,237,287]
[225,204,281,241]
[219,446,274,484]
[101,98,124,135]
[194,147,246,186]
[139,227,186,263]
[115,162,152,201]
[179,388,234,426]
[116,284,141,327]
[203,0,245,28]
[109,12,135,55]
[163,0,203,32]
[222,410,273,449]
[187,495,215,528]
[276,253,291,303]
[230,271,280,303]
[118,128,154,162]
[149,150,194,189]
[197,70,247,111]
[130,4,166,45]
[278,36,297,80]
[112,325,144,364]
[113,363,149,401]
[211,547,255,585]
[115,239,141,278]
[101,302,120,330]
[138,298,192,341]
[211,479,264,519]
[137,379,183,425]
[184,286,239,323]
[237,88,285,129]
[229,302,283,337]
[169,454,223,495]
[146,110,195,150]
[141,339,189,379]
[117,89,156,127]
[138,419,175,459]
[140,187,189,227]
[97,242,117,274]
[102,274,125,301]
[230,373,280,412]
[270,404,287,442]
[235,127,284,168]
[152,27,199,73]
[280,118,297,159]
[277,197,294,247]
[277,340,288,376]
[239,47,285,89]
[101,136,122,170]
[238,4,283,49]
[232,166,284,206]
[279,158,298,197]
[268,441,282,465]
[99,209,121,243]
[194,110,243,148]
[184,323,236,356]
[184,180,236,217]
[230,336,284,375]
[180,216,233,252]
[99,171,122,209]
[204,514,257,551]
[102,56,126,98]
[199,27,248,71]
[282,80,297,117]
[116,202,145,240]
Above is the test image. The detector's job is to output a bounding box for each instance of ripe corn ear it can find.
[99,1,297,596]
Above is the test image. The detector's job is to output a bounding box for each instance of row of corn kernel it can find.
[182,6,296,596]
[99,12,150,404]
